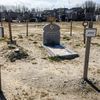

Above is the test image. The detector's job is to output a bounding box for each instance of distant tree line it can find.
[0,0,100,22]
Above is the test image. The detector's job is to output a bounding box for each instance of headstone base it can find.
[43,45,79,59]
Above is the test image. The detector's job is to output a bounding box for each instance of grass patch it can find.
[63,36,71,41]
[33,41,38,44]
[97,34,100,37]
[48,56,62,62]
[75,43,81,47]
[92,43,100,46]
[0,38,5,41]
[18,35,23,39]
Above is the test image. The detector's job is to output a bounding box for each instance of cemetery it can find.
[0,1,100,100]
[0,20,99,100]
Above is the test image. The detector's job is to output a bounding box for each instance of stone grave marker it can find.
[43,23,60,46]
[43,20,79,59]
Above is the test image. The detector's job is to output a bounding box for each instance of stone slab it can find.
[43,45,79,59]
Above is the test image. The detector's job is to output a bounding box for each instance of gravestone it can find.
[0,27,4,38]
[43,23,79,59]
[43,23,60,46]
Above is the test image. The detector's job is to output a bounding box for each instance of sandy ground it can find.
[0,22,100,100]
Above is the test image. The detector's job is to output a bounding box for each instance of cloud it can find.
[0,0,100,9]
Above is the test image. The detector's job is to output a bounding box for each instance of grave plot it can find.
[43,22,79,59]
[43,45,79,59]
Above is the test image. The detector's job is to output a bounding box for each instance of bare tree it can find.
[82,0,96,21]
[83,0,96,13]
[96,4,100,14]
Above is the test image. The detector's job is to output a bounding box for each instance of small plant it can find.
[48,56,61,62]
[0,38,5,41]
[92,43,100,46]
[75,43,81,47]
[18,35,23,39]
[96,43,100,46]
[30,34,34,37]
[6,47,28,62]
[97,34,100,37]
[63,36,70,41]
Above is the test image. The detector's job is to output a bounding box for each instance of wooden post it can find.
[2,27,4,38]
[82,21,88,44]
[0,14,4,38]
[83,26,86,44]
[83,21,93,80]
[0,13,3,26]
[8,21,13,43]
[0,21,3,27]
[0,65,2,92]
[70,19,72,36]
[70,13,73,36]
[26,20,28,36]
[83,37,91,79]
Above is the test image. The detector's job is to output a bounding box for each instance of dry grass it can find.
[0,21,100,100]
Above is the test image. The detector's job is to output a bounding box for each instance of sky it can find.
[0,0,100,9]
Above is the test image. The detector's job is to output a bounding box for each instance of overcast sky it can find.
[0,0,100,9]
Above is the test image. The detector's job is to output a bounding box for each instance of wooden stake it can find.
[70,20,72,36]
[8,21,13,43]
[83,37,91,79]
[0,65,2,92]
[0,21,3,27]
[0,13,3,26]
[26,20,28,36]
[83,26,86,44]
[83,21,93,80]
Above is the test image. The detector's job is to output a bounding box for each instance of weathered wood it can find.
[0,27,4,38]
[70,20,72,36]
[83,21,93,80]
[26,20,29,36]
[82,21,88,44]
[0,15,3,27]
[83,37,91,79]
[83,26,86,44]
[0,65,1,92]
[0,21,3,27]
[8,21,13,43]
